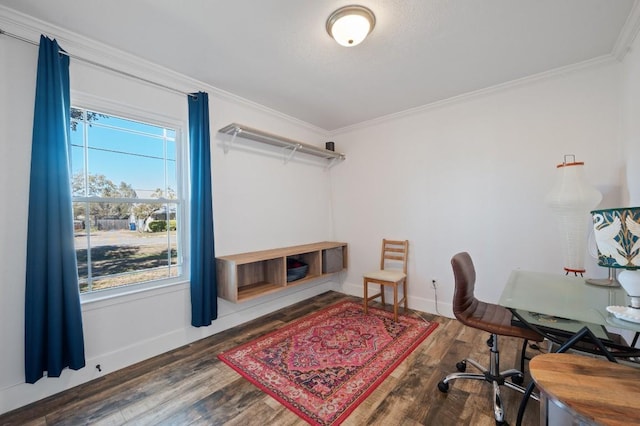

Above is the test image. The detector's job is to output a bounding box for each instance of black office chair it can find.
[437,252,543,426]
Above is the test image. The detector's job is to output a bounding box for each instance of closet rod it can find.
[0,28,196,98]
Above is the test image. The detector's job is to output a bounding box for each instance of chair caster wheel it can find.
[512,374,524,385]
[437,381,449,392]
[456,361,466,372]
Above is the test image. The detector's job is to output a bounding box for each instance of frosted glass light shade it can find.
[545,159,602,274]
[326,5,376,47]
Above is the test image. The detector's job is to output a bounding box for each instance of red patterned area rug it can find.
[218,301,438,425]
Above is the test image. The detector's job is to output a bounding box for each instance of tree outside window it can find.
[70,107,183,293]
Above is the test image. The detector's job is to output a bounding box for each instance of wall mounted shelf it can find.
[218,123,346,166]
[216,241,348,303]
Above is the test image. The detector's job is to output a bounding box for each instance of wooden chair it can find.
[363,239,409,322]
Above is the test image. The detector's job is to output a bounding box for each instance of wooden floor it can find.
[0,291,541,426]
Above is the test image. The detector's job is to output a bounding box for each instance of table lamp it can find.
[545,155,602,276]
[590,207,640,314]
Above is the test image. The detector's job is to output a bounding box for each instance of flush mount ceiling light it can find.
[326,5,376,47]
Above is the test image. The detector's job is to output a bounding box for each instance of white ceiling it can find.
[0,0,637,131]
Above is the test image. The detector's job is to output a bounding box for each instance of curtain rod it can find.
[0,28,197,98]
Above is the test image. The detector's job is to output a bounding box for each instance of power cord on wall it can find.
[405,279,442,323]
[432,279,441,315]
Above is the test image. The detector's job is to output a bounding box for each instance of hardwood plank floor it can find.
[0,291,541,425]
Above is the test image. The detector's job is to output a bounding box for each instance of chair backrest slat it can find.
[380,239,409,273]
[384,254,404,261]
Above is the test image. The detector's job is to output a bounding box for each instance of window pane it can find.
[88,122,165,158]
[166,160,177,193]
[90,268,176,291]
[91,112,165,138]
[71,107,182,294]
[81,202,176,291]
[86,123,170,196]
[166,139,176,161]
[71,146,85,197]
[87,145,166,196]
[70,119,86,196]
[73,205,89,283]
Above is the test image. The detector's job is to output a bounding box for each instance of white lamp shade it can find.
[545,160,602,273]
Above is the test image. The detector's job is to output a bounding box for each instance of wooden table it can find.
[529,353,640,425]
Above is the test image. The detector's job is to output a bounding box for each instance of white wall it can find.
[1,6,637,417]
[621,31,640,206]
[0,13,338,414]
[330,61,625,317]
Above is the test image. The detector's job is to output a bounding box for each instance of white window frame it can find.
[70,93,190,303]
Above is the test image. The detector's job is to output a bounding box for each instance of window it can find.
[70,107,183,294]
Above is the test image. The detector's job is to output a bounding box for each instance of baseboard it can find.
[0,280,335,415]
[339,280,454,319]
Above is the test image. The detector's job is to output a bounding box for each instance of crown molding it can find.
[0,5,327,136]
[329,54,618,136]
[327,2,640,135]
[2,3,634,139]
[613,0,640,60]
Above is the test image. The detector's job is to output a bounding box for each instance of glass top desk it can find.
[499,270,640,358]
